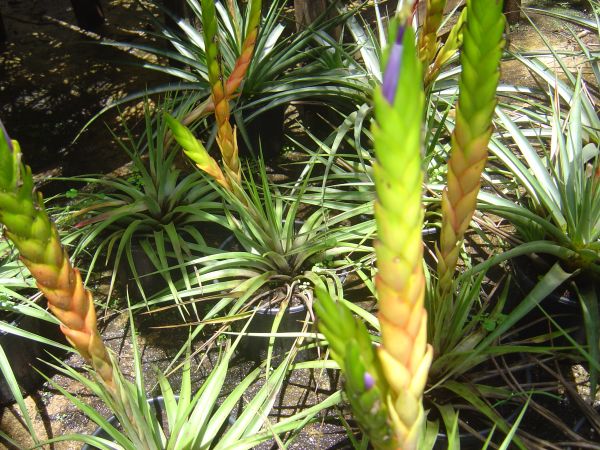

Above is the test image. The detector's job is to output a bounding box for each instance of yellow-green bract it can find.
[436,0,505,292]
[373,26,433,450]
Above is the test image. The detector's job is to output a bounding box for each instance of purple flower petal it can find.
[0,119,12,151]
[364,371,375,391]
[382,27,405,105]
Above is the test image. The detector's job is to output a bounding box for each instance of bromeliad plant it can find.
[43,322,315,450]
[478,73,600,397]
[68,100,224,307]
[95,0,369,150]
[161,0,256,192]
[482,77,600,274]
[316,24,432,450]
[0,121,130,437]
[430,0,505,359]
[153,142,372,341]
[0,121,338,449]
[217,157,370,277]
[163,1,373,309]
[315,0,537,447]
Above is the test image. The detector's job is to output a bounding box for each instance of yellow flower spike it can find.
[374,24,433,448]
[164,113,230,190]
[436,0,505,293]
[0,124,116,393]
[418,0,447,66]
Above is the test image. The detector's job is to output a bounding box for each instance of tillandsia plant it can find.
[0,121,340,449]
[0,121,151,445]
[478,74,600,396]
[67,99,224,309]
[0,122,117,390]
[483,77,600,273]
[163,0,262,191]
[315,1,533,447]
[316,24,433,450]
[92,0,395,153]
[428,0,506,368]
[156,151,372,356]
[43,321,321,450]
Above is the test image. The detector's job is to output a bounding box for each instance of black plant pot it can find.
[508,254,585,342]
[433,357,532,449]
[510,254,581,308]
[82,396,171,450]
[236,104,286,160]
[118,242,180,300]
[239,301,312,362]
[0,308,67,405]
[217,227,329,363]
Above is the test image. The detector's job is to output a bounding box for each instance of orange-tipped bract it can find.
[373,25,433,450]
[436,0,505,292]
[0,124,115,391]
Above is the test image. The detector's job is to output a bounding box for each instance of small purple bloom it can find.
[364,372,375,391]
[382,27,405,105]
[0,119,12,151]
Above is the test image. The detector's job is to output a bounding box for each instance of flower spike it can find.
[436,0,505,292]
[201,0,239,182]
[200,0,263,185]
[315,289,398,449]
[374,26,433,450]
[0,121,115,391]
[317,25,433,450]
[418,0,446,66]
[164,113,230,189]
[224,0,262,98]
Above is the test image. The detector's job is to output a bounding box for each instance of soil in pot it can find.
[0,304,68,405]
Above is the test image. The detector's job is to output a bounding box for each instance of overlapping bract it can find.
[315,290,398,450]
[200,0,262,185]
[0,125,115,390]
[224,0,262,98]
[373,27,433,450]
[437,0,505,291]
[316,24,433,450]
[201,0,239,182]
[418,0,447,65]
[164,113,229,189]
